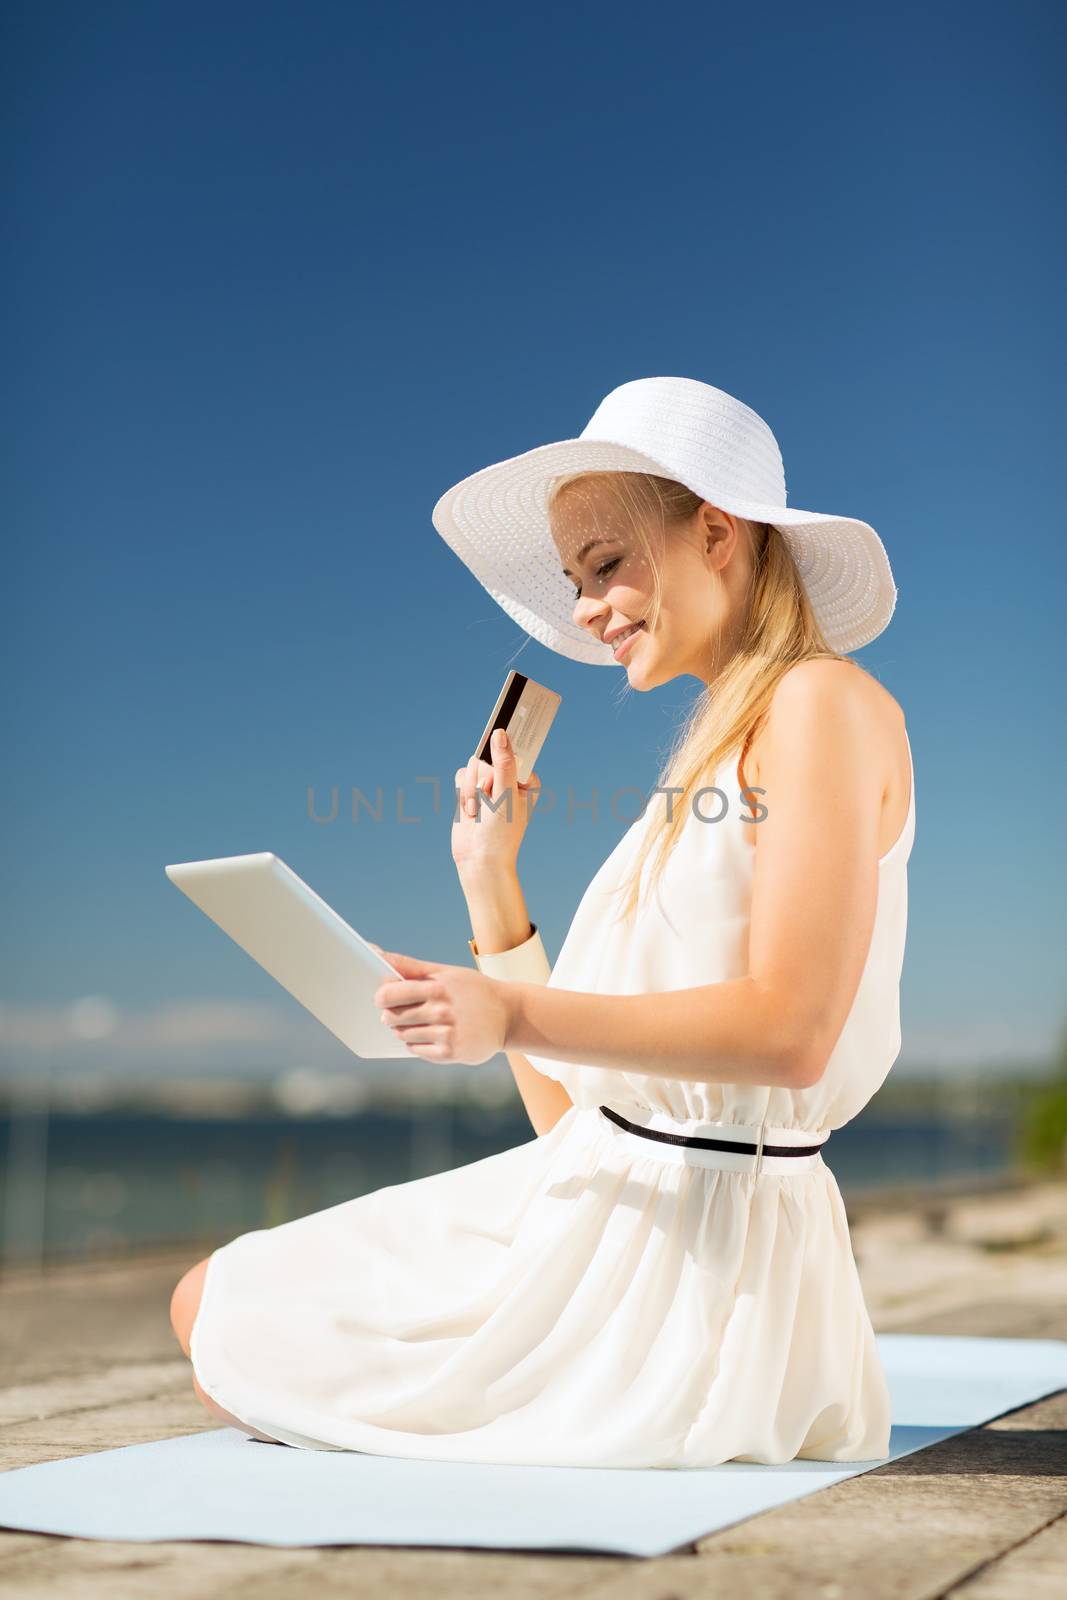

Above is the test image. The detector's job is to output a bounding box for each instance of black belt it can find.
[599,1104,829,1158]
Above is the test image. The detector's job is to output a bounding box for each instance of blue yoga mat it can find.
[1,1334,1065,1557]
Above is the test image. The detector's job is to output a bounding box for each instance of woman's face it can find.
[551,481,752,688]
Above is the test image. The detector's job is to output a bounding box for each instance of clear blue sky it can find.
[3,0,1064,1086]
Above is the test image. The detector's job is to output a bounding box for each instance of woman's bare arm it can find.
[461,868,574,1137]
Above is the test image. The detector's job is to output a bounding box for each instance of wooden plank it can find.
[942,1512,1067,1600]
[0,1362,189,1433]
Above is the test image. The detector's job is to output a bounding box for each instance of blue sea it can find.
[0,1102,1020,1267]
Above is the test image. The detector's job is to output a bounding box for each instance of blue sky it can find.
[3,0,1064,1088]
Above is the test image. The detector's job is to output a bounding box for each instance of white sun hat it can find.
[430,375,898,665]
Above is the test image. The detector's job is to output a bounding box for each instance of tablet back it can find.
[165,853,412,1060]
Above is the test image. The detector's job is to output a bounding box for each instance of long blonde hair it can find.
[546,470,872,927]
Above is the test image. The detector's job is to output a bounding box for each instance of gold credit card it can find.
[474,671,562,786]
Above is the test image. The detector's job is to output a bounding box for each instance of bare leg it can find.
[171,1256,284,1444]
[190,1369,284,1445]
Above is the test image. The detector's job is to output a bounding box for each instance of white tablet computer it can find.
[165,852,414,1060]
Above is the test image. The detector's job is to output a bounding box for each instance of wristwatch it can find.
[468,921,553,983]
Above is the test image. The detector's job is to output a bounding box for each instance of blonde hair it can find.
[546,470,872,928]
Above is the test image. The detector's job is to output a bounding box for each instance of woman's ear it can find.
[701,507,737,570]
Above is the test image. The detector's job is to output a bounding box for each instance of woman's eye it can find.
[573,556,620,599]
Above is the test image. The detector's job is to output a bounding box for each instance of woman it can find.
[171,375,914,1467]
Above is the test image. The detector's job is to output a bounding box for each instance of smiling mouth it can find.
[611,621,646,656]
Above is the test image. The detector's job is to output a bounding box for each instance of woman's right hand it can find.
[452,730,541,880]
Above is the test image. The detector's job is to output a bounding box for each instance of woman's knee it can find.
[169,1255,211,1357]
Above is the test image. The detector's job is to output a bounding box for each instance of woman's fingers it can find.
[456,755,496,819]
[457,754,478,819]
[455,759,472,818]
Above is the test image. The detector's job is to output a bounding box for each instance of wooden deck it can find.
[2,1175,1065,1596]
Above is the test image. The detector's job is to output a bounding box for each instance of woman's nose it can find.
[574,599,607,632]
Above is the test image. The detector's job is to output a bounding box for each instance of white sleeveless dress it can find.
[191,732,915,1467]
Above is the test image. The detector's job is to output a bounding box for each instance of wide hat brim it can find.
[431,437,897,665]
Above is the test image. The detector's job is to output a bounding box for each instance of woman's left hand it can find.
[369,947,512,1065]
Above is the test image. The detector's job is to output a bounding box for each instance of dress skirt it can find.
[189,1103,892,1468]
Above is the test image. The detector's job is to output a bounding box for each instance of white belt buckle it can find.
[754,1113,767,1177]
